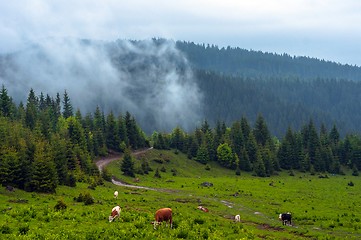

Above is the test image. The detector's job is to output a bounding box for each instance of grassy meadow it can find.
[1,148,361,239]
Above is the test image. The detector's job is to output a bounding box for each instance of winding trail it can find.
[95,147,153,172]
[95,147,173,191]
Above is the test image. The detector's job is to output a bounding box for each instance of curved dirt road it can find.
[95,147,153,172]
[95,147,164,191]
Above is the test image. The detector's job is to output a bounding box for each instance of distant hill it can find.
[176,40,361,81]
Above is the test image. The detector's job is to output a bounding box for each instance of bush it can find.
[67,174,77,187]
[101,168,112,182]
[19,225,29,235]
[153,159,164,164]
[83,193,95,205]
[74,192,95,205]
[0,225,11,234]
[54,199,67,211]
[154,168,161,178]
[171,168,177,176]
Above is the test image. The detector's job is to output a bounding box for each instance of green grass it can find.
[1,148,361,239]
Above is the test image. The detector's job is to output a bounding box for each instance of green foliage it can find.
[74,192,94,205]
[217,143,236,168]
[54,199,67,210]
[101,168,112,182]
[0,225,11,234]
[154,168,161,178]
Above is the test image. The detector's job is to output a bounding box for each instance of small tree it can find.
[154,168,161,178]
[121,148,135,177]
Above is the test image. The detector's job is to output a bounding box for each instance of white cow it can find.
[114,191,118,199]
[235,214,241,222]
[109,206,121,222]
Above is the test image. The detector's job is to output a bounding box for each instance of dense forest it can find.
[176,40,361,80]
[0,86,149,193]
[1,86,360,193]
[194,70,361,137]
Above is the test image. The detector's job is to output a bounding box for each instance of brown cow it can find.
[197,206,209,212]
[109,206,121,222]
[152,208,172,229]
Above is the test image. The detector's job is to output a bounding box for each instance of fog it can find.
[0,38,203,133]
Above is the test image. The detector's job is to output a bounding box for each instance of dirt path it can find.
[95,147,153,172]
[94,147,170,191]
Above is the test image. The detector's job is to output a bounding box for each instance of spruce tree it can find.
[62,90,73,118]
[121,148,135,177]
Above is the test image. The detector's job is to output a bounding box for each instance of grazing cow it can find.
[197,206,209,212]
[114,191,118,199]
[109,206,121,222]
[279,212,292,226]
[235,214,241,222]
[152,208,172,229]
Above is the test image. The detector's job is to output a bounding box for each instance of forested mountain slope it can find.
[196,70,361,137]
[176,41,361,81]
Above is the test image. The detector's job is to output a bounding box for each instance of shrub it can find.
[194,218,205,224]
[54,199,67,211]
[83,193,95,205]
[154,168,161,178]
[0,225,11,234]
[101,168,112,182]
[153,158,164,164]
[171,168,177,176]
[67,174,77,187]
[19,224,30,235]
[74,192,94,205]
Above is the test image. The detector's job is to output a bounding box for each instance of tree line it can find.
[1,85,360,194]
[0,86,149,193]
[152,116,361,177]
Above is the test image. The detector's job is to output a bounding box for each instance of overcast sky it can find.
[1,0,361,66]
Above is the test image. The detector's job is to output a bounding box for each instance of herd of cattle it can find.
[109,191,292,228]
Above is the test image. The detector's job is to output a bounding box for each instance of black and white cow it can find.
[279,212,292,226]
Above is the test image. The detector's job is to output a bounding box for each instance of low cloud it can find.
[0,38,204,133]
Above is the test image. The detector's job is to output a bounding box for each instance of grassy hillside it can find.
[1,149,361,239]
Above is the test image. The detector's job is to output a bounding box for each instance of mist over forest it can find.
[1,38,361,136]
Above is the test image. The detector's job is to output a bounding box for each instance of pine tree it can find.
[117,114,129,149]
[230,120,244,157]
[195,142,210,164]
[253,152,266,177]
[27,142,57,193]
[246,132,258,167]
[62,90,73,118]
[0,85,13,118]
[239,147,252,171]
[25,89,38,130]
[121,148,135,177]
[253,114,271,146]
[106,111,120,151]
[170,126,185,151]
